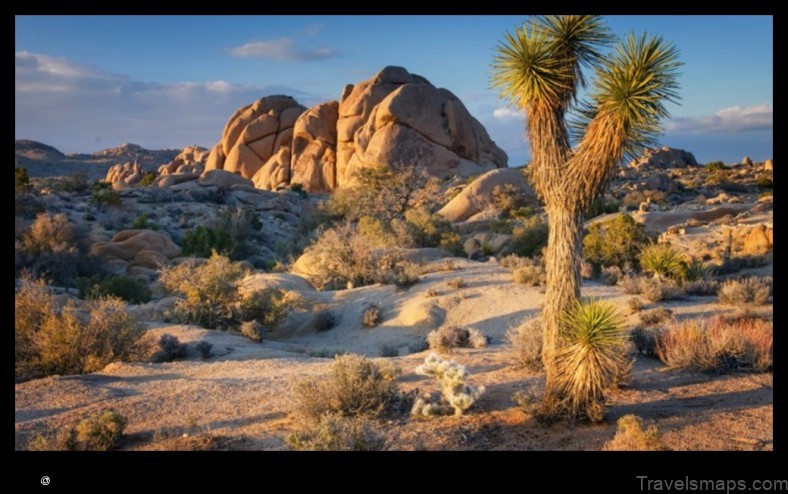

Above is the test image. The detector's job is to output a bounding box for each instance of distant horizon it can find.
[15,15,773,165]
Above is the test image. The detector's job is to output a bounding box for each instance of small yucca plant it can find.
[680,257,712,282]
[639,243,683,279]
[553,299,629,422]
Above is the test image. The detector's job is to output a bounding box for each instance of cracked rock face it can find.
[202,67,507,193]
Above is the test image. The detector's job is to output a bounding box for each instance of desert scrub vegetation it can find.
[427,325,487,353]
[584,196,621,220]
[182,206,261,261]
[313,310,337,332]
[638,307,673,326]
[129,213,160,230]
[285,413,386,451]
[656,316,772,373]
[717,277,771,307]
[551,299,630,423]
[153,334,188,362]
[362,304,383,327]
[15,276,144,381]
[619,274,685,302]
[159,253,247,329]
[511,257,546,286]
[65,410,128,451]
[603,414,669,451]
[446,277,465,289]
[583,214,651,273]
[506,318,543,371]
[411,353,486,417]
[15,166,32,193]
[90,181,122,209]
[239,288,298,332]
[403,206,464,255]
[639,243,684,279]
[76,274,152,304]
[292,354,397,422]
[491,183,530,217]
[507,216,549,258]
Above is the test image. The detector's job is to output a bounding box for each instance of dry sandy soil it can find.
[14,258,773,451]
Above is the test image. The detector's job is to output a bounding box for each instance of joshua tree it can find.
[492,15,680,419]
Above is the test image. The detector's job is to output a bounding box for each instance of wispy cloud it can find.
[492,106,525,120]
[302,23,324,37]
[229,37,337,61]
[666,103,772,134]
[15,51,324,152]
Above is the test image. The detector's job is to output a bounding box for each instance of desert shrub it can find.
[705,161,726,171]
[303,221,412,290]
[285,413,386,451]
[159,253,246,329]
[182,226,234,259]
[639,243,684,279]
[718,277,771,306]
[15,166,32,193]
[240,320,264,341]
[680,257,712,282]
[427,325,487,353]
[627,297,644,313]
[603,414,669,451]
[239,288,296,330]
[639,307,673,326]
[65,410,127,451]
[512,261,546,286]
[756,173,773,189]
[656,316,772,373]
[446,277,465,290]
[129,213,160,230]
[183,207,261,261]
[154,334,187,362]
[357,216,401,248]
[622,275,685,302]
[326,165,442,223]
[683,279,721,297]
[289,182,308,198]
[553,299,629,422]
[195,340,213,359]
[508,217,549,258]
[292,354,396,421]
[22,212,76,256]
[506,318,543,371]
[404,207,463,255]
[76,274,151,304]
[584,214,651,272]
[599,265,623,286]
[389,262,421,290]
[490,218,514,235]
[313,310,337,332]
[584,196,621,220]
[90,181,122,209]
[491,183,528,217]
[622,189,667,208]
[363,305,383,328]
[411,353,485,417]
[59,172,90,194]
[631,327,660,356]
[15,289,144,380]
[139,172,157,187]
[378,344,399,357]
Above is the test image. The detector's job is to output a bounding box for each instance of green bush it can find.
[508,216,548,258]
[239,288,296,330]
[76,274,151,304]
[491,183,528,217]
[183,226,234,259]
[182,207,261,260]
[15,167,32,193]
[129,213,160,230]
[289,182,308,198]
[554,299,630,422]
[155,334,188,362]
[65,410,127,451]
[584,196,621,220]
[583,214,651,272]
[138,172,157,187]
[490,218,514,235]
[705,161,726,172]
[159,253,247,329]
[404,206,463,255]
[639,243,684,279]
[90,181,122,208]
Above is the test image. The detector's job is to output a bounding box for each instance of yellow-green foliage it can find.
[404,207,464,255]
[508,216,549,258]
[554,299,630,422]
[639,243,684,279]
[583,214,650,271]
[604,414,669,451]
[22,212,76,256]
[159,252,247,328]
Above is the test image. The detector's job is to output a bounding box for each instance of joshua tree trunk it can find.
[541,205,584,398]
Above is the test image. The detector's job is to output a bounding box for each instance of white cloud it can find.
[492,106,525,119]
[229,37,337,61]
[15,51,324,152]
[666,103,772,134]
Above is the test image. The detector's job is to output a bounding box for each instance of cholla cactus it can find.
[412,353,485,417]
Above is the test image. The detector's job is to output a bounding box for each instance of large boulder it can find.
[337,66,507,186]
[199,169,254,189]
[289,101,340,192]
[437,168,539,222]
[105,161,144,187]
[159,145,209,175]
[629,147,699,169]
[203,95,306,181]
[91,230,181,261]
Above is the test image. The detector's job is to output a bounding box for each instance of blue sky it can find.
[15,15,772,165]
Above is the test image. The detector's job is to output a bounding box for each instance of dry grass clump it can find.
[512,260,546,286]
[639,307,673,326]
[411,353,485,417]
[506,318,543,371]
[603,414,670,451]
[65,410,128,451]
[22,212,76,256]
[619,275,684,302]
[292,354,397,422]
[286,413,387,451]
[627,297,644,313]
[717,277,771,307]
[552,299,630,423]
[362,304,383,328]
[427,325,487,353]
[656,316,772,373]
[15,275,144,381]
[446,277,465,290]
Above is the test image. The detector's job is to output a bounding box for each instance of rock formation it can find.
[437,168,538,223]
[629,147,698,169]
[159,145,209,175]
[105,161,144,188]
